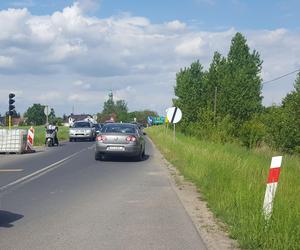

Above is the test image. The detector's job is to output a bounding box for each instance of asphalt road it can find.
[0,138,206,250]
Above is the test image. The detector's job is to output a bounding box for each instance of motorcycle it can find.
[45,128,59,147]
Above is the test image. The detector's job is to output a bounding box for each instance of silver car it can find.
[69,121,96,142]
[95,123,146,161]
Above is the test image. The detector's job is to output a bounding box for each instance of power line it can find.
[262,69,300,85]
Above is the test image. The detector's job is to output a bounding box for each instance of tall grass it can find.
[146,126,300,250]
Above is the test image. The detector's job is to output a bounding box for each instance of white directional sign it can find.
[44,106,49,116]
[167,107,182,124]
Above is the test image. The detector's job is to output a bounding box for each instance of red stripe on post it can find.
[267,167,281,183]
[28,136,33,145]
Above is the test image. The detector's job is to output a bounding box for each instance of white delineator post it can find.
[263,156,283,220]
[26,127,35,151]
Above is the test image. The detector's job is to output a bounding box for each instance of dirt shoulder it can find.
[150,138,239,250]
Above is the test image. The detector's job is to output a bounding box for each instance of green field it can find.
[17,126,69,146]
[146,126,300,250]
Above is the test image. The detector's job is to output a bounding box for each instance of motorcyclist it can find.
[46,124,59,145]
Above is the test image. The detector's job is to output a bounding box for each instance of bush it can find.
[240,116,266,148]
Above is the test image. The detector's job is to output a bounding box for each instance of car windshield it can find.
[73,122,91,128]
[102,124,136,134]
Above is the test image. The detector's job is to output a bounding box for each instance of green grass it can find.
[146,126,300,250]
[16,126,69,146]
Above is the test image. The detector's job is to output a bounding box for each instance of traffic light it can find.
[8,93,15,116]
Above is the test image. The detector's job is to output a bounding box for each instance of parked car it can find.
[69,120,96,142]
[95,123,146,161]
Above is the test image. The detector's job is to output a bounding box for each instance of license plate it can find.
[107,146,124,151]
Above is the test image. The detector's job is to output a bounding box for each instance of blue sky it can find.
[0,0,299,115]
[2,0,300,30]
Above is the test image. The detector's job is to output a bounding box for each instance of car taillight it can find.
[126,135,137,142]
[96,135,107,142]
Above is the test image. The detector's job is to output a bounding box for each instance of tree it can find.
[100,92,129,122]
[115,100,128,122]
[279,72,300,152]
[102,92,115,115]
[223,33,263,127]
[173,61,207,128]
[48,108,56,124]
[262,72,300,153]
[5,110,20,118]
[24,104,46,125]
[128,110,158,124]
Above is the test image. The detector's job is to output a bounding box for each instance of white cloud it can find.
[0,56,14,68]
[165,20,187,31]
[0,2,299,116]
[77,0,101,13]
[175,37,207,57]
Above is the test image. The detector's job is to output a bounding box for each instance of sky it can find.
[0,0,299,116]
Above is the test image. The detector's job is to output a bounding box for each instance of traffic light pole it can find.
[9,115,11,130]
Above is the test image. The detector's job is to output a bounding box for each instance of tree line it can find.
[174,32,300,154]
[97,92,157,125]
[4,92,157,127]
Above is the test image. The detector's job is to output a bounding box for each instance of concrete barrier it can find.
[0,129,28,154]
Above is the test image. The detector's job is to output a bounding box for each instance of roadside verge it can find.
[146,126,300,250]
[148,136,238,250]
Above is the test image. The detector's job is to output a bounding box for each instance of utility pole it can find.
[214,86,217,126]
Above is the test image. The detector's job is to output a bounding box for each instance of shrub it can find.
[240,116,266,148]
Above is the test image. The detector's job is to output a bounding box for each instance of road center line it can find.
[0,147,87,193]
[0,169,23,172]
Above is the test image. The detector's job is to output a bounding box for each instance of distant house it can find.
[63,114,96,127]
[0,116,24,126]
[12,117,24,126]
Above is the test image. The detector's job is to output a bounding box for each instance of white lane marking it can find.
[0,148,87,193]
[0,169,23,172]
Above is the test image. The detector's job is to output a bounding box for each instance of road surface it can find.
[0,138,206,249]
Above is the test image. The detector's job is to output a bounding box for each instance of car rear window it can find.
[73,122,91,128]
[102,124,136,134]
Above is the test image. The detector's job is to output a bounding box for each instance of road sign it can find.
[147,116,153,124]
[44,106,49,125]
[167,107,182,124]
[44,106,49,116]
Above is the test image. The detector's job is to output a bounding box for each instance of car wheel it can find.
[136,149,144,161]
[95,152,104,161]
